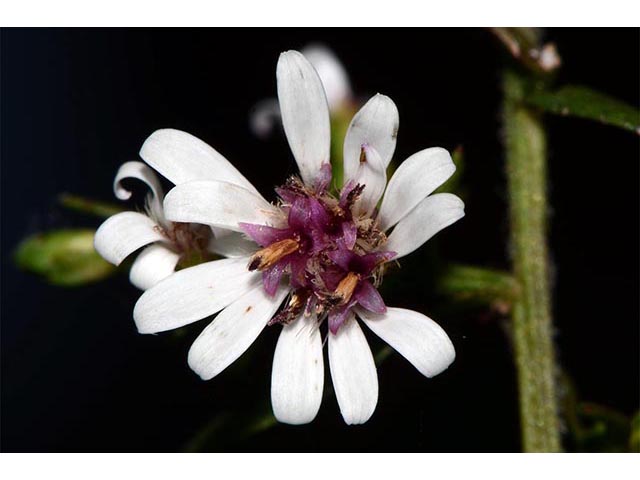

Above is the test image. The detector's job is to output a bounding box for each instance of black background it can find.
[1,28,638,452]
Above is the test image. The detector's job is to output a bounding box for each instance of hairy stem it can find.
[503,68,561,452]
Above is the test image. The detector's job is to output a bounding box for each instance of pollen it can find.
[333,271,360,305]
[248,238,300,271]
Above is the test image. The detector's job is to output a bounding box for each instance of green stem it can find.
[58,193,123,218]
[503,68,561,452]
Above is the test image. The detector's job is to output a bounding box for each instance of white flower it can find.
[133,50,464,425]
[93,138,257,290]
[250,44,353,138]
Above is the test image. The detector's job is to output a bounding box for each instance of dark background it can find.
[1,28,638,452]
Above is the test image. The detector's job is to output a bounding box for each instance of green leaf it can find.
[58,193,124,218]
[575,402,631,452]
[14,229,116,286]
[183,404,277,452]
[438,263,519,308]
[526,85,640,134]
[630,411,640,453]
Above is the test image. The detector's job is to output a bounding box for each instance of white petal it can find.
[351,144,387,217]
[271,314,324,425]
[358,307,455,378]
[343,94,399,184]
[94,211,166,266]
[301,44,352,112]
[129,243,180,291]
[208,230,258,258]
[188,285,289,380]
[139,129,262,197]
[133,257,260,334]
[378,147,456,230]
[385,193,465,261]
[328,315,378,425]
[163,180,281,232]
[277,50,331,186]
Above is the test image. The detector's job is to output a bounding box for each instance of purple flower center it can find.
[240,164,396,334]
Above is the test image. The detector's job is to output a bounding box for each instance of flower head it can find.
[93,142,256,289]
[133,50,464,425]
[94,161,211,290]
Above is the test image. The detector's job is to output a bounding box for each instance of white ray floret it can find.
[277,50,331,186]
[271,313,324,425]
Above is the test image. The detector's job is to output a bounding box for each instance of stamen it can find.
[345,184,365,209]
[332,271,360,305]
[248,238,299,271]
[359,145,368,164]
[269,290,307,325]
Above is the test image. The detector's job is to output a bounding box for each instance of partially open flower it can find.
[133,50,464,425]
[93,136,263,290]
[93,161,217,290]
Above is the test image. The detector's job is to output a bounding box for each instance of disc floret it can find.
[241,165,396,334]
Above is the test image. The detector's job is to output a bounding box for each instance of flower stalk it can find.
[503,68,561,452]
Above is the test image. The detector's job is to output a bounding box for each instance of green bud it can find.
[14,229,116,286]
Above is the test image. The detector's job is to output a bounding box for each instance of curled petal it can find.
[277,50,331,186]
[358,307,455,378]
[271,314,324,425]
[129,243,180,291]
[133,257,260,334]
[94,211,166,266]
[343,94,399,184]
[113,161,165,221]
[385,193,464,261]
[163,180,281,232]
[188,285,289,380]
[328,315,378,425]
[378,147,456,230]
